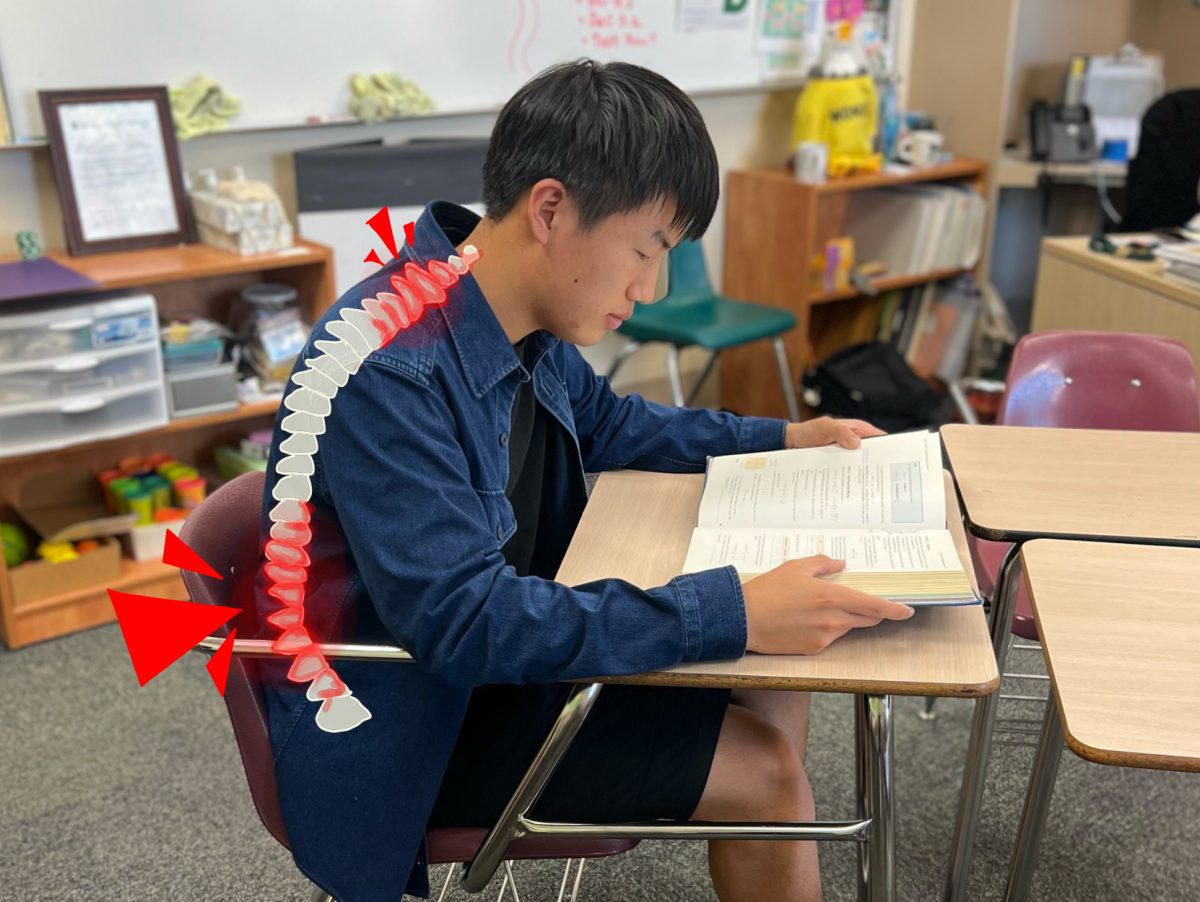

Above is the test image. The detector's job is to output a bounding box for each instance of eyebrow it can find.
[651,229,675,251]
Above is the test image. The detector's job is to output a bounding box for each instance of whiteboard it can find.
[0,0,825,142]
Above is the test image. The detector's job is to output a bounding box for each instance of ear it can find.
[525,179,568,247]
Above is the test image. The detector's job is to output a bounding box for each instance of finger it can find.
[842,419,887,438]
[832,423,863,449]
[829,587,916,620]
[809,416,863,449]
[790,554,846,577]
[836,612,887,629]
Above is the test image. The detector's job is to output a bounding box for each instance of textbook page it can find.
[697,431,944,531]
[681,524,977,604]
[682,527,964,575]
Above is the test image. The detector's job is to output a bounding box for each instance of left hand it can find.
[784,416,886,450]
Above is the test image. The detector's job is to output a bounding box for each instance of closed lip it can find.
[608,309,633,322]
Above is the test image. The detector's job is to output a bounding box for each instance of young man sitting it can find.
[258,59,913,902]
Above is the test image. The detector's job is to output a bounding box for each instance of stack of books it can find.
[843,185,987,278]
[1159,242,1200,290]
[877,278,981,381]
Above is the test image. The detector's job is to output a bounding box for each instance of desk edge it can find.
[579,669,1001,698]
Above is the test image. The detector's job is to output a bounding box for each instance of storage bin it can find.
[0,293,168,458]
[165,363,238,418]
[0,293,157,366]
[0,348,160,405]
[0,385,169,458]
[161,337,225,371]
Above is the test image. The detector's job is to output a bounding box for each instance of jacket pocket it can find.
[475,488,516,547]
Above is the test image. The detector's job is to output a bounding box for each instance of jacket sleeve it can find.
[316,356,747,689]
[561,343,788,472]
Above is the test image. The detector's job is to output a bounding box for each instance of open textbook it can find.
[683,431,981,606]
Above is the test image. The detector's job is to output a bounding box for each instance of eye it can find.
[635,250,650,262]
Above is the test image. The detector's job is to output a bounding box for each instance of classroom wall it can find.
[1002,0,1138,147]
[1128,0,1200,91]
[0,88,797,401]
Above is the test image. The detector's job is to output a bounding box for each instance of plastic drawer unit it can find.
[0,293,168,458]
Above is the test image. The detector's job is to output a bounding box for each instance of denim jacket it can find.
[258,201,789,901]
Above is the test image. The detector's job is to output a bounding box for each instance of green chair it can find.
[607,240,801,420]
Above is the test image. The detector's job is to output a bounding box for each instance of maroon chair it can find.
[922,332,1200,723]
[970,331,1200,640]
[180,472,635,902]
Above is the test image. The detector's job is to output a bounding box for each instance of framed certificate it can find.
[39,86,195,256]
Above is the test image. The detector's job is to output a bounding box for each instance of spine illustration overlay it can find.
[265,246,480,733]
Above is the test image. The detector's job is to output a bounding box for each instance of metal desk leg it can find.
[1003,696,1065,902]
[943,544,1026,902]
[856,694,895,902]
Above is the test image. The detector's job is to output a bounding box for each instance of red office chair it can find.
[926,331,1200,724]
[180,472,635,902]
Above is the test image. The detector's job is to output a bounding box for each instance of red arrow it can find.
[108,590,239,686]
[162,530,223,580]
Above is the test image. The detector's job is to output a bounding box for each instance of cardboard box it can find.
[7,534,122,606]
[16,470,135,543]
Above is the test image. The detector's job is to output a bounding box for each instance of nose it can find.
[629,256,670,306]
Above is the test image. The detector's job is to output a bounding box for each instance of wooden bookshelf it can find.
[720,159,987,418]
[810,267,972,305]
[0,240,335,649]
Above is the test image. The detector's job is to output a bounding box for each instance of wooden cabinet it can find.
[0,240,335,648]
[719,159,987,418]
[1032,236,1200,371]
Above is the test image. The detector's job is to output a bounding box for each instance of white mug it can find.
[793,141,829,185]
[896,130,944,167]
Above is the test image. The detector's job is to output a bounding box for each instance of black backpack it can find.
[801,341,942,433]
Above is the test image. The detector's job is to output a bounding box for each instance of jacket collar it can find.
[413,202,558,398]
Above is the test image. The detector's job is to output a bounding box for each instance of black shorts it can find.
[428,682,731,827]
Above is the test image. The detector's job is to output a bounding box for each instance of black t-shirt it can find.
[500,340,548,577]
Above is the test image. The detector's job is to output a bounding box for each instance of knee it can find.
[694,706,813,823]
[741,718,807,817]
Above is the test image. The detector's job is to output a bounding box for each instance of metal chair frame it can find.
[605,337,801,422]
[199,636,898,900]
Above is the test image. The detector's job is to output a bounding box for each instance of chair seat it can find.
[972,537,1039,642]
[427,827,638,865]
[618,295,796,349]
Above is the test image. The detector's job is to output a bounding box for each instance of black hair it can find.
[482,59,718,241]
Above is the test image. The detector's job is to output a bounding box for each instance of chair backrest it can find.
[998,331,1200,431]
[178,471,291,849]
[660,240,717,307]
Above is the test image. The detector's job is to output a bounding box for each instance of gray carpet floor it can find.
[2,622,1197,901]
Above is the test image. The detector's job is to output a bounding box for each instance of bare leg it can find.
[691,703,821,902]
[731,688,812,764]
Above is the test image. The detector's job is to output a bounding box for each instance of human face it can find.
[535,196,682,347]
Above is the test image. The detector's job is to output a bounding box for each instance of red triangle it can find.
[367,207,399,259]
[162,530,223,580]
[403,221,415,247]
[108,590,239,686]
[206,627,237,696]
[363,249,385,267]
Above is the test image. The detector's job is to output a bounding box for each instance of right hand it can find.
[742,555,915,655]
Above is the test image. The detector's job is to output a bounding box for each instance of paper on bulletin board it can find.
[757,0,820,53]
[676,0,753,32]
[756,0,824,80]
